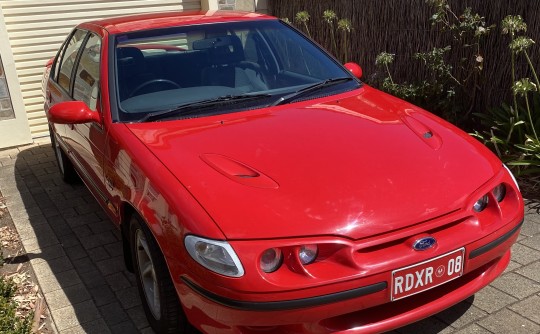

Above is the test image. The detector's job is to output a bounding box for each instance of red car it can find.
[43,10,524,334]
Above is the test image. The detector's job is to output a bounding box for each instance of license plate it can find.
[391,248,465,301]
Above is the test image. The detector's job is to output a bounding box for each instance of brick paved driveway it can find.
[0,139,539,334]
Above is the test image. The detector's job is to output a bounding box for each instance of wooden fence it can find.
[269,0,539,114]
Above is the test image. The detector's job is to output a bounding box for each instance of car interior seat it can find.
[197,35,268,93]
[116,47,155,100]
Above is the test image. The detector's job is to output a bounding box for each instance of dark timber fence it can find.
[269,0,540,114]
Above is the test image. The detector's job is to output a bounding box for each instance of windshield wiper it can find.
[139,94,272,122]
[271,77,354,106]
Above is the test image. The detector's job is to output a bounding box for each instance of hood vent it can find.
[200,154,279,189]
[401,115,442,150]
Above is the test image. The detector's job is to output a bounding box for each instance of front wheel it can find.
[129,214,189,333]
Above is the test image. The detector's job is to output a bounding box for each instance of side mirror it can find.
[344,62,362,79]
[48,101,101,124]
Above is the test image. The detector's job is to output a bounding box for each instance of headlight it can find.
[493,184,506,202]
[298,244,318,265]
[473,194,489,212]
[184,236,244,277]
[260,248,283,273]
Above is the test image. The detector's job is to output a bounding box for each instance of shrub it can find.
[374,0,494,124]
[0,276,32,334]
[473,15,540,176]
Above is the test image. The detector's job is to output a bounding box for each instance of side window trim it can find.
[56,29,89,96]
[68,32,91,96]
[73,32,102,112]
[51,32,72,82]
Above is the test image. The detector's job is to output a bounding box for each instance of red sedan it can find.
[43,10,524,334]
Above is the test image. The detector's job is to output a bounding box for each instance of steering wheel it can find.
[129,79,181,98]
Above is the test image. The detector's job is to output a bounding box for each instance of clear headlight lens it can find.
[473,194,489,212]
[260,248,283,273]
[184,236,244,277]
[493,184,506,202]
[298,244,318,265]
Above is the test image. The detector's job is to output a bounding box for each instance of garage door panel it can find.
[0,0,201,138]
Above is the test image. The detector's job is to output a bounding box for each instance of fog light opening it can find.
[473,195,489,212]
[260,248,283,273]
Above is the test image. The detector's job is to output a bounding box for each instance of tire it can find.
[49,127,79,183]
[129,214,189,333]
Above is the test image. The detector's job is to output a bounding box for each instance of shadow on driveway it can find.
[9,143,151,333]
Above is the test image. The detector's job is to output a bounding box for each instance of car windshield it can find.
[113,20,359,122]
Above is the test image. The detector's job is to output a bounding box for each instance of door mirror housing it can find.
[344,62,362,79]
[47,101,101,124]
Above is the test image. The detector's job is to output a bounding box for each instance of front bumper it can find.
[175,217,523,334]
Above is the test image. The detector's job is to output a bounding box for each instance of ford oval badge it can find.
[413,236,437,251]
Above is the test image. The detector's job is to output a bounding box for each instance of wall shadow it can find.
[12,144,151,333]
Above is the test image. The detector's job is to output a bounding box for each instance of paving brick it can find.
[510,243,540,265]
[42,206,62,218]
[96,255,125,276]
[126,306,150,330]
[28,244,66,265]
[79,269,107,289]
[110,321,140,334]
[89,220,116,234]
[66,212,101,228]
[74,202,102,215]
[435,300,487,329]
[139,327,155,334]
[32,256,74,277]
[45,283,91,310]
[60,318,111,334]
[520,233,540,251]
[17,221,55,242]
[59,233,82,248]
[99,302,130,326]
[508,294,540,324]
[471,285,518,314]
[49,217,73,237]
[115,286,142,309]
[104,242,124,258]
[105,272,132,292]
[503,259,521,274]
[65,245,88,262]
[477,308,540,334]
[88,285,118,307]
[490,272,540,299]
[37,269,83,294]
[72,225,93,239]
[22,235,59,253]
[80,230,117,250]
[73,256,99,275]
[452,324,493,334]
[51,300,101,331]
[516,261,540,282]
[88,246,110,262]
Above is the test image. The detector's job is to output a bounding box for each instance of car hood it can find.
[126,86,501,240]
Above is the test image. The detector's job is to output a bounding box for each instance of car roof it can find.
[82,10,276,34]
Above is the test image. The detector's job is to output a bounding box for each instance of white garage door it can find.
[0,0,201,138]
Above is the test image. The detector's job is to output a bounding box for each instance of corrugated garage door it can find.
[0,0,201,138]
